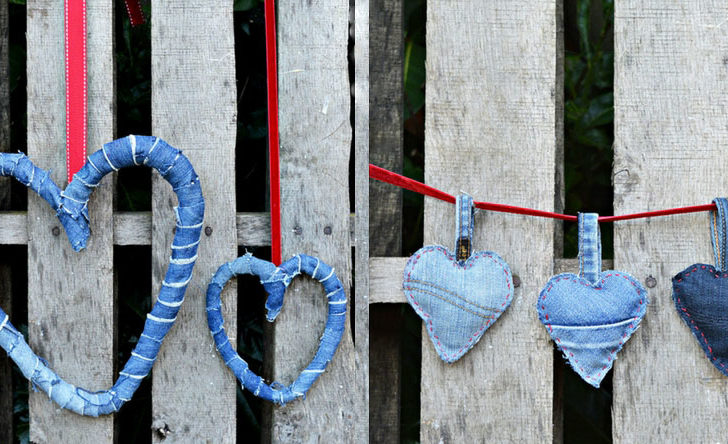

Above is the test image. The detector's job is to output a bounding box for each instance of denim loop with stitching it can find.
[578,212,602,285]
[710,198,728,271]
[455,194,474,263]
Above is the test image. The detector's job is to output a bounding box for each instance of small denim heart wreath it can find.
[206,252,346,405]
[538,213,648,387]
[403,194,513,363]
[672,197,728,377]
[0,135,204,416]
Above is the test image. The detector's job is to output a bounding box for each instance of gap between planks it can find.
[370,257,614,303]
[0,212,356,246]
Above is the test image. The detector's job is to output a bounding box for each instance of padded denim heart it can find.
[404,246,513,363]
[673,264,728,376]
[206,253,346,405]
[537,213,648,387]
[538,272,647,387]
[0,135,204,416]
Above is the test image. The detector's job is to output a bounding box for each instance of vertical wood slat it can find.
[0,0,12,440]
[369,0,403,443]
[269,0,360,441]
[27,0,114,442]
[353,0,370,441]
[150,1,238,442]
[613,2,728,441]
[422,1,558,442]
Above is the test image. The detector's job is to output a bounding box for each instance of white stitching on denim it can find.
[156,298,184,308]
[170,254,198,265]
[320,268,335,282]
[147,313,176,323]
[119,372,145,380]
[549,317,638,330]
[0,314,8,332]
[102,146,119,171]
[131,352,154,362]
[129,135,139,165]
[162,276,192,288]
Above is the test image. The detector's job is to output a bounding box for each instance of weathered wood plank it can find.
[0,0,12,440]
[267,0,359,441]
[27,0,114,441]
[422,0,558,441]
[369,0,403,441]
[150,1,238,442]
[370,258,607,304]
[353,0,370,441]
[612,2,728,441]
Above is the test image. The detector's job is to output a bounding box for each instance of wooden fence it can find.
[370,0,728,443]
[0,0,368,442]
[1,0,728,442]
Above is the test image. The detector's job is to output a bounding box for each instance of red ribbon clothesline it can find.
[64,0,87,183]
[369,164,717,223]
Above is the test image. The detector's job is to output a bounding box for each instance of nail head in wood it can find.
[205,226,213,236]
[324,226,332,235]
[645,275,657,288]
[51,226,60,237]
[293,225,302,235]
[513,274,521,288]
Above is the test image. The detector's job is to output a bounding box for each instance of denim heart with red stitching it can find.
[403,194,513,363]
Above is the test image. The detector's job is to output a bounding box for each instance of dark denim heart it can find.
[538,271,648,387]
[673,264,728,376]
[0,135,203,415]
[403,245,513,363]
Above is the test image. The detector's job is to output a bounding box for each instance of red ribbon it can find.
[65,0,87,184]
[265,0,282,265]
[124,0,145,27]
[369,164,717,223]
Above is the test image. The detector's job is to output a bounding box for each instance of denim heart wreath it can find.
[672,197,728,376]
[403,194,513,363]
[537,213,648,387]
[206,253,346,405]
[0,135,203,415]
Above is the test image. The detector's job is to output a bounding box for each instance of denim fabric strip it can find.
[710,198,728,271]
[455,194,474,262]
[206,253,346,405]
[0,135,204,416]
[578,213,601,285]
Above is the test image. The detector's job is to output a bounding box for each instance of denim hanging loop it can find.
[672,197,728,377]
[538,212,648,387]
[206,253,346,405]
[403,193,513,363]
[0,135,204,416]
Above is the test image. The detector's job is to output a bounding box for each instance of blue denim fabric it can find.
[538,213,648,387]
[206,253,346,405]
[403,194,513,363]
[672,198,728,376]
[0,135,204,416]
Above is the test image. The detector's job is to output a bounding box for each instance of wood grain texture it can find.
[369,0,402,442]
[422,1,558,441]
[353,0,370,441]
[0,0,11,440]
[369,0,403,257]
[150,2,237,442]
[27,0,115,441]
[266,0,360,441]
[612,2,728,441]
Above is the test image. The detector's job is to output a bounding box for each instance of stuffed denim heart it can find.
[0,135,204,415]
[672,198,728,377]
[538,213,648,387]
[403,194,513,363]
[206,253,346,405]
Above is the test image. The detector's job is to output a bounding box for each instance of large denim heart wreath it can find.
[672,197,728,377]
[206,253,346,405]
[403,194,513,363]
[538,213,648,387]
[0,135,203,415]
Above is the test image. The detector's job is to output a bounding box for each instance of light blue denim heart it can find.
[538,213,648,387]
[403,195,513,363]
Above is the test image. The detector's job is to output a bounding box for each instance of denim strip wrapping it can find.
[0,135,204,416]
[710,198,728,271]
[206,252,346,405]
[578,213,601,284]
[455,194,473,262]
